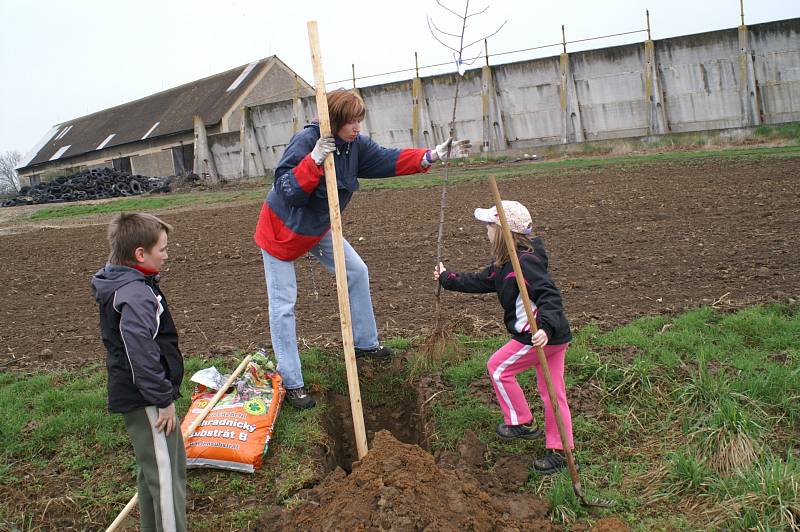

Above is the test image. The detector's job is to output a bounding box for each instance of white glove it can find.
[434,138,471,161]
[310,136,336,165]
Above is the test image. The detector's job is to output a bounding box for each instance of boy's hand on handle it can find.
[155,402,177,436]
[433,262,446,281]
[532,329,548,348]
[311,135,336,165]
[433,138,472,161]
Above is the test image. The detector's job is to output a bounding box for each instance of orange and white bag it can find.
[181,361,284,473]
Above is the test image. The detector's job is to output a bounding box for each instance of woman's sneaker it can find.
[285,386,316,409]
[533,450,579,475]
[354,345,394,360]
[495,422,544,440]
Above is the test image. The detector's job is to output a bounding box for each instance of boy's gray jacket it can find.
[91,264,183,413]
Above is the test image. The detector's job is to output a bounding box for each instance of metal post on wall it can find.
[740,0,745,25]
[562,25,567,54]
[351,64,356,89]
[646,9,652,41]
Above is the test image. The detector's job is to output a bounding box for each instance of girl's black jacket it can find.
[438,236,572,345]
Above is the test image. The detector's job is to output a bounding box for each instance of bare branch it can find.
[429,18,462,39]
[466,5,489,18]
[461,50,484,66]
[462,19,507,51]
[427,16,461,54]
[435,0,464,19]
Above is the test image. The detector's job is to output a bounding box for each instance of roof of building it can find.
[19,56,302,171]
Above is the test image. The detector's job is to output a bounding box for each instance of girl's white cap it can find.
[474,200,533,235]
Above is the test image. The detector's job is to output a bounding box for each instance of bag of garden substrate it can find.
[181,360,284,473]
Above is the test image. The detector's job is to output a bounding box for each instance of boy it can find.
[91,212,186,532]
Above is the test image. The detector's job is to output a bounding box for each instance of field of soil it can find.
[1,154,799,529]
[2,156,798,370]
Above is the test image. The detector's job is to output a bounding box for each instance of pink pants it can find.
[487,339,574,450]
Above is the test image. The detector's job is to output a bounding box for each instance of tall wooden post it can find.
[307,20,369,460]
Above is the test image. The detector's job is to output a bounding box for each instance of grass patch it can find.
[2,304,798,529]
[27,190,263,221]
[0,353,329,530]
[427,303,800,529]
[754,121,800,141]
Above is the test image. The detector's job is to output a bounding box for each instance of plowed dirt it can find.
[2,156,798,369]
[258,430,555,531]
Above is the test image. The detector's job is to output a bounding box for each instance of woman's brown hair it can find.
[327,89,366,136]
[492,229,533,267]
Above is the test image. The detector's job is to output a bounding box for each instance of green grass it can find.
[754,122,800,141]
[2,304,798,530]
[27,190,263,221]
[426,304,800,529]
[0,353,330,530]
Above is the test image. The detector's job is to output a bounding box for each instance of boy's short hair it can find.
[327,89,366,135]
[107,212,173,265]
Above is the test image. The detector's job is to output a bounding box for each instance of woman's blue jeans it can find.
[261,232,379,389]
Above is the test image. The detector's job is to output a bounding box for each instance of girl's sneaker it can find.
[533,450,580,475]
[495,422,543,440]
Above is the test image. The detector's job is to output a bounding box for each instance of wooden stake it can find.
[307,20,369,460]
[106,354,254,531]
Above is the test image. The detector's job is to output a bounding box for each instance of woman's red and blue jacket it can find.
[254,123,430,261]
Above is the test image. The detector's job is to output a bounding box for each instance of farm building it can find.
[15,56,312,186]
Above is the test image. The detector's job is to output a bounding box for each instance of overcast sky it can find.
[1,0,797,156]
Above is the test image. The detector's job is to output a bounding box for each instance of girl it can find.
[434,200,576,474]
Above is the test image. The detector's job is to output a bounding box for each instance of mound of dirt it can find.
[259,430,554,531]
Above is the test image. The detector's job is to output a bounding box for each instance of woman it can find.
[254,89,469,408]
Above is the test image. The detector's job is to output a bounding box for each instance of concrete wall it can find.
[656,29,743,132]
[209,18,799,180]
[571,44,650,140]
[493,58,562,147]
[750,19,800,124]
[207,131,242,178]
[131,149,175,177]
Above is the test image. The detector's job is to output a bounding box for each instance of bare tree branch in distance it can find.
[0,151,22,194]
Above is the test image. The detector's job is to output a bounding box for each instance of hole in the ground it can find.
[323,390,426,472]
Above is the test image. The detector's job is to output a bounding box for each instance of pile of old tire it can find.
[1,168,172,207]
